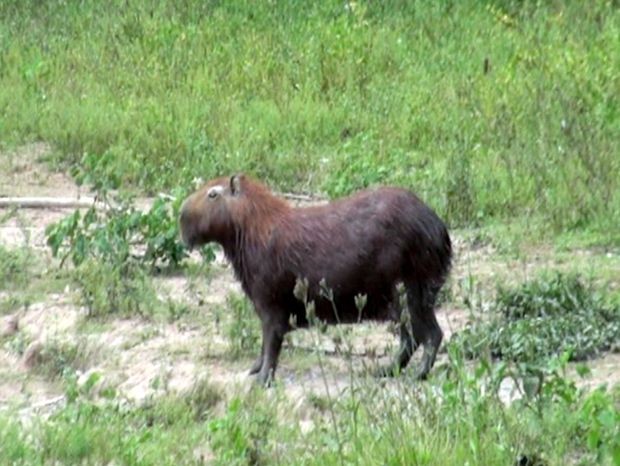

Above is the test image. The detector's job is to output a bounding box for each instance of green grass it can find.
[2,257,620,464]
[1,353,618,465]
[1,0,618,237]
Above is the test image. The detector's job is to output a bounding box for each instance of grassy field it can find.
[1,1,619,465]
[1,0,619,237]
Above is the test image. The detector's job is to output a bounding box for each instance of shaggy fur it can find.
[180,174,452,385]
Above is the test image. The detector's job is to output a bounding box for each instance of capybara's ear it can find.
[230,174,244,195]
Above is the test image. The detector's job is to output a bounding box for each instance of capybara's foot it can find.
[412,363,430,381]
[249,355,263,375]
[253,367,275,388]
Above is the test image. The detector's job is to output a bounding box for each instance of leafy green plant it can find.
[579,387,620,464]
[46,188,190,270]
[45,151,197,269]
[452,273,620,363]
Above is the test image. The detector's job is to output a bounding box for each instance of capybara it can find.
[180,174,452,386]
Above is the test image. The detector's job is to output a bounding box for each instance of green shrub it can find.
[45,152,196,269]
[46,189,190,270]
[452,273,620,362]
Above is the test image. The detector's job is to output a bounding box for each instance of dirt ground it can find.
[1,143,618,416]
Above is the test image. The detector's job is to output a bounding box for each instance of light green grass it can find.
[0,0,618,237]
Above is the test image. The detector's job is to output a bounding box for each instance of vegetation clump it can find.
[453,273,620,362]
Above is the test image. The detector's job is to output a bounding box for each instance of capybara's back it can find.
[268,187,451,325]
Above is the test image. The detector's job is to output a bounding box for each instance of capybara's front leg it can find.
[255,320,285,387]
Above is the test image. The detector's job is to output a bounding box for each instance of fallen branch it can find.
[0,197,96,209]
[0,192,325,210]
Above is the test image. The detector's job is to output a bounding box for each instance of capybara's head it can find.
[179,174,245,249]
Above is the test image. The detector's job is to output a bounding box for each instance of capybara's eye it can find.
[208,189,219,199]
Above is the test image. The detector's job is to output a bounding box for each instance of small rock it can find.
[1,314,19,337]
[23,341,45,369]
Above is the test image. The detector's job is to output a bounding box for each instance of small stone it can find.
[23,341,45,369]
[1,314,19,337]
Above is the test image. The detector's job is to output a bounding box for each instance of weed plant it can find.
[45,186,191,270]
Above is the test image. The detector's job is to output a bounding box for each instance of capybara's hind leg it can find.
[407,283,443,380]
[376,323,418,377]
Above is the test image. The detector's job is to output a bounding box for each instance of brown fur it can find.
[180,174,452,385]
